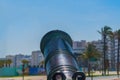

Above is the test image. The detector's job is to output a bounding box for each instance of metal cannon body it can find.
[40,30,85,80]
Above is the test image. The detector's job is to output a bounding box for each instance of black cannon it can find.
[40,30,85,80]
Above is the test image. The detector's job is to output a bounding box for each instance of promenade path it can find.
[87,75,120,80]
[0,75,120,80]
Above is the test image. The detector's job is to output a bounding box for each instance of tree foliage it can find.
[98,26,112,75]
[82,43,101,76]
[21,59,29,66]
[82,43,101,61]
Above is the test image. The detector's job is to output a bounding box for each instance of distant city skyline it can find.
[1,50,44,67]
[0,0,120,57]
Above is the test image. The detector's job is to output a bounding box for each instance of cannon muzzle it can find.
[40,30,85,80]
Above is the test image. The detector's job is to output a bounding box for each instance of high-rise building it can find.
[100,34,118,70]
[15,54,25,67]
[73,40,87,67]
[73,40,87,54]
[91,40,103,70]
[107,37,115,70]
[114,36,120,70]
[31,50,44,67]
[91,40,103,53]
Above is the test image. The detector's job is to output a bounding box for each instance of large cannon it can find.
[40,30,85,80]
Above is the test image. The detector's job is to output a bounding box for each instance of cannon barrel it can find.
[40,30,85,80]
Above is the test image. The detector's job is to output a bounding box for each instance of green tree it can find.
[98,26,112,75]
[21,59,29,66]
[116,29,120,76]
[82,43,101,76]
[40,60,45,68]
[6,59,12,67]
[21,59,29,80]
[4,60,7,67]
[0,60,4,68]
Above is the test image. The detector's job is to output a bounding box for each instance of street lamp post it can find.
[90,62,93,80]
[22,64,25,80]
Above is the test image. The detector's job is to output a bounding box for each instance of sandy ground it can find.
[0,76,47,80]
[0,76,120,80]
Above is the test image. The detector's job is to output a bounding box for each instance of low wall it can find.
[29,67,45,75]
[0,67,18,76]
[0,67,45,76]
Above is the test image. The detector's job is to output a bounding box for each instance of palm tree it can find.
[4,60,7,67]
[116,29,120,76]
[21,59,29,80]
[40,60,45,68]
[6,59,12,67]
[82,43,101,76]
[0,60,4,68]
[98,26,112,75]
[21,59,29,66]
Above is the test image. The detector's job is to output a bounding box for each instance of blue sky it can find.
[0,0,120,57]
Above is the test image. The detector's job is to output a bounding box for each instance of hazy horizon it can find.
[0,0,120,57]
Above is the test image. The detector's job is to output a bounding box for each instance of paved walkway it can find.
[86,75,120,80]
[0,76,47,80]
[0,75,120,80]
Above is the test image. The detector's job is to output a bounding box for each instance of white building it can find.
[15,54,25,67]
[91,40,103,70]
[101,35,118,70]
[15,54,31,67]
[91,40,103,53]
[104,35,120,70]
[6,55,15,67]
[73,40,87,54]
[31,50,44,67]
[114,37,120,70]
[73,40,87,67]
